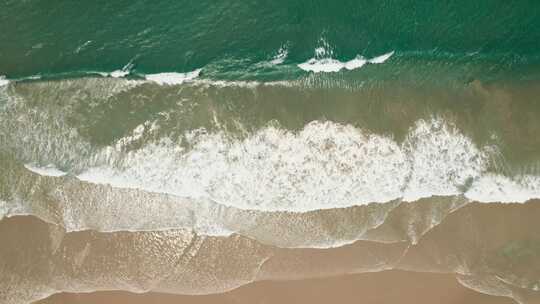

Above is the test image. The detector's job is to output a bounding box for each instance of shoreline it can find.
[34,270,516,304]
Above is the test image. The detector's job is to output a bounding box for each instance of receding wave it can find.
[1,200,539,304]
[34,271,519,304]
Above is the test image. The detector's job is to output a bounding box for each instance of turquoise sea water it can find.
[2,1,540,81]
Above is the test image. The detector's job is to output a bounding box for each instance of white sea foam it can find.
[74,40,92,54]
[298,51,394,73]
[105,62,134,78]
[78,122,408,211]
[71,118,540,211]
[270,46,288,65]
[192,78,295,89]
[465,174,540,203]
[368,51,395,64]
[113,122,159,149]
[109,70,130,78]
[0,200,7,220]
[401,118,488,201]
[95,71,129,78]
[0,76,9,87]
[24,164,67,177]
[298,57,365,73]
[193,78,262,88]
[146,69,201,85]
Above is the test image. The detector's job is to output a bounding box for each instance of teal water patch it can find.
[1,0,540,80]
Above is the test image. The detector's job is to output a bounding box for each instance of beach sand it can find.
[36,270,515,304]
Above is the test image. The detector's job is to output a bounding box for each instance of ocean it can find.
[1,1,540,303]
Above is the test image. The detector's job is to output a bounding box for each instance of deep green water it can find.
[2,0,540,81]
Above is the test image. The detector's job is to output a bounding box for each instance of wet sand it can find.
[36,270,515,304]
[2,206,540,304]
